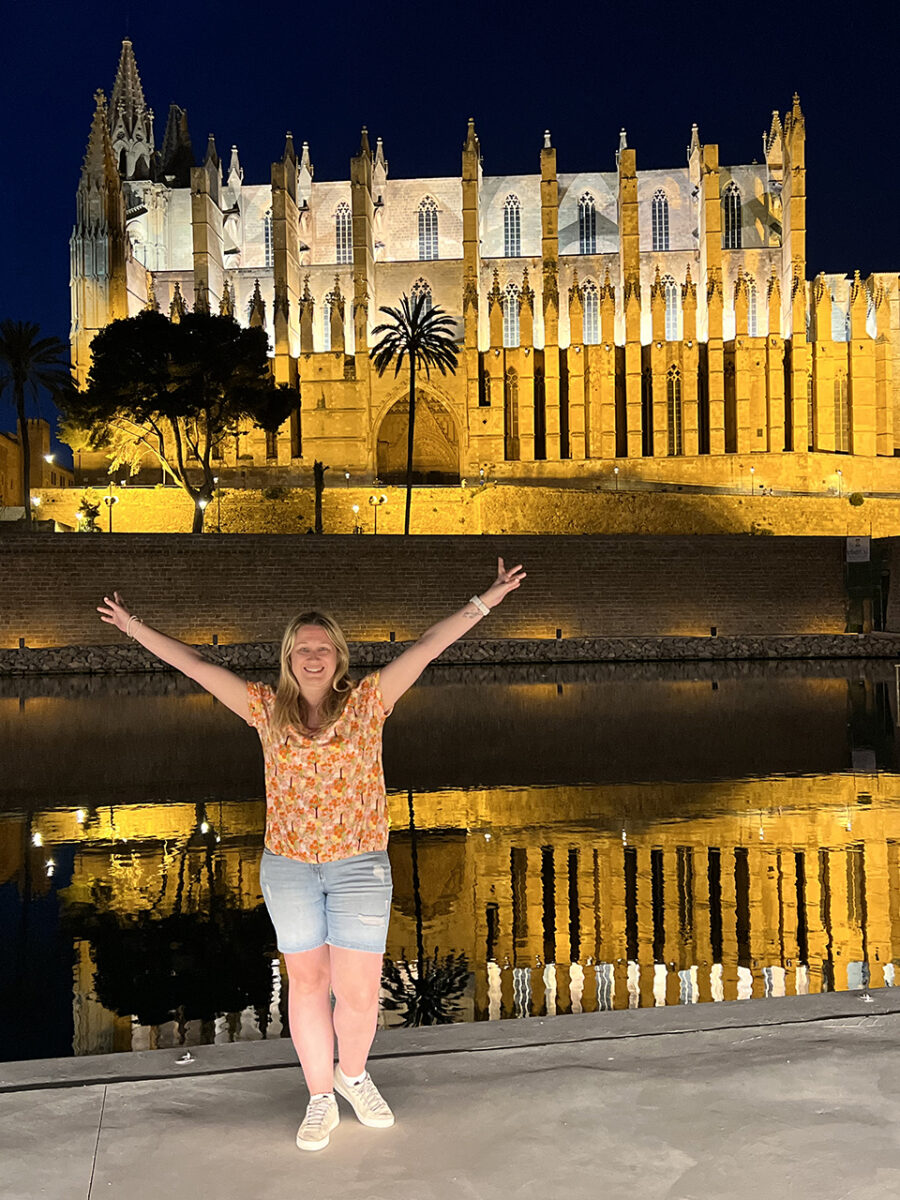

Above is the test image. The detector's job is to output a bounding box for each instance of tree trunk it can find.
[314,460,325,533]
[404,360,416,536]
[407,789,425,971]
[16,383,31,525]
[191,499,205,533]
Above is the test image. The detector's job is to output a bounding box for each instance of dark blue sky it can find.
[2,0,897,448]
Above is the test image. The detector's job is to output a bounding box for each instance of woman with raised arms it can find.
[97,556,524,1152]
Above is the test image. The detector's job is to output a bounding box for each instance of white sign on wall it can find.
[846,536,871,563]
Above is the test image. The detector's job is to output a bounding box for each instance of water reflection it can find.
[2,662,900,1060]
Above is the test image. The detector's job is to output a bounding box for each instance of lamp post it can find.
[749,465,755,498]
[368,492,387,534]
[837,469,843,498]
[351,504,361,534]
[103,494,118,533]
[344,471,351,488]
[213,476,221,532]
[613,466,619,492]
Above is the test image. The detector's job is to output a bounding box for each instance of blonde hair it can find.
[270,611,355,736]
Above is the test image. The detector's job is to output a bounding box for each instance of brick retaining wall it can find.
[0,533,850,653]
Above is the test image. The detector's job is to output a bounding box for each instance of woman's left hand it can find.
[481,557,526,609]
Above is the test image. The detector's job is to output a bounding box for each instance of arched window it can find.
[834,373,850,452]
[723,182,742,250]
[746,275,758,336]
[504,195,521,258]
[411,277,433,314]
[652,190,669,252]
[503,282,520,346]
[504,367,519,460]
[579,193,597,255]
[662,274,679,341]
[418,197,438,261]
[264,209,274,268]
[582,279,599,344]
[322,291,334,351]
[667,366,683,456]
[335,202,352,264]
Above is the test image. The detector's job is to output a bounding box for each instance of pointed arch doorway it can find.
[375,392,461,484]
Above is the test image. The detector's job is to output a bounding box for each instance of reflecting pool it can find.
[2,660,899,1061]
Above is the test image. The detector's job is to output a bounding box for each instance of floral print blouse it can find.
[246,673,392,863]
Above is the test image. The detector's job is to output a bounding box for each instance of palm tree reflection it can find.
[381,790,470,1026]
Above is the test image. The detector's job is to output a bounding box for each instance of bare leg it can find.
[330,946,384,1078]
[283,945,334,1094]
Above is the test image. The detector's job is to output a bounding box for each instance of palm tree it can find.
[370,293,458,535]
[0,321,72,523]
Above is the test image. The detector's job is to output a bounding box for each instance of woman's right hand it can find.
[97,590,132,633]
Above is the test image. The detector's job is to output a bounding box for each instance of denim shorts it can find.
[259,847,393,955]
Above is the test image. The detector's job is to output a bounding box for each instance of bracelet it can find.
[469,595,490,617]
[125,615,144,639]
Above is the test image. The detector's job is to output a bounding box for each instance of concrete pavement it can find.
[4,990,900,1200]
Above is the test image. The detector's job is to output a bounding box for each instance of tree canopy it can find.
[61,310,297,531]
[0,320,73,522]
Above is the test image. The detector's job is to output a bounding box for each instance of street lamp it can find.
[213,476,221,532]
[613,466,619,492]
[351,503,361,534]
[368,492,387,534]
[837,469,843,498]
[749,465,755,498]
[344,470,351,488]
[103,494,118,533]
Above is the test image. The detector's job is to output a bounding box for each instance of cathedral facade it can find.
[70,39,900,487]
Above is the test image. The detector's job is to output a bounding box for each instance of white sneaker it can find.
[333,1066,395,1128]
[296,1093,339,1152]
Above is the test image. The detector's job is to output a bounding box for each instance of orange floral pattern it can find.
[246,673,392,864]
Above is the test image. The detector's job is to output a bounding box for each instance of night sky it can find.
[3,0,897,459]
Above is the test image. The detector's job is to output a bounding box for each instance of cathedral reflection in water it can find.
[1,663,898,1060]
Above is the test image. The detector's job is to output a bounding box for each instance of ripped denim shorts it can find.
[259,847,392,955]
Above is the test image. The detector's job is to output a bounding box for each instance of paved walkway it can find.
[4,990,900,1200]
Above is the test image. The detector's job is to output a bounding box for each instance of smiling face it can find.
[289,624,339,698]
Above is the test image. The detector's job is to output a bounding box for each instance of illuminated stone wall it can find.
[0,533,850,650]
[30,473,900,537]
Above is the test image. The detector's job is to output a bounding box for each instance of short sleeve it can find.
[246,681,276,731]
[359,671,393,720]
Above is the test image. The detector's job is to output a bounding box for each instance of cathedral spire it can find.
[109,38,155,179]
[204,133,220,173]
[227,145,243,187]
[110,38,148,133]
[80,89,119,189]
[248,278,266,328]
[464,117,479,154]
[300,140,313,177]
[170,281,187,323]
[358,126,371,157]
[161,103,194,187]
[282,131,297,167]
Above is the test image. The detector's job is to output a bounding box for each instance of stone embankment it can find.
[3,633,900,676]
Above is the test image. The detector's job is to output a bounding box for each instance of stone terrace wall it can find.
[0,534,849,651]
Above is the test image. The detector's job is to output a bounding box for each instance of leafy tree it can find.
[76,490,102,533]
[61,310,297,532]
[370,294,458,535]
[0,321,73,524]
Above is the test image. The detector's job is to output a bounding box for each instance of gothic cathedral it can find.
[70,39,900,488]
